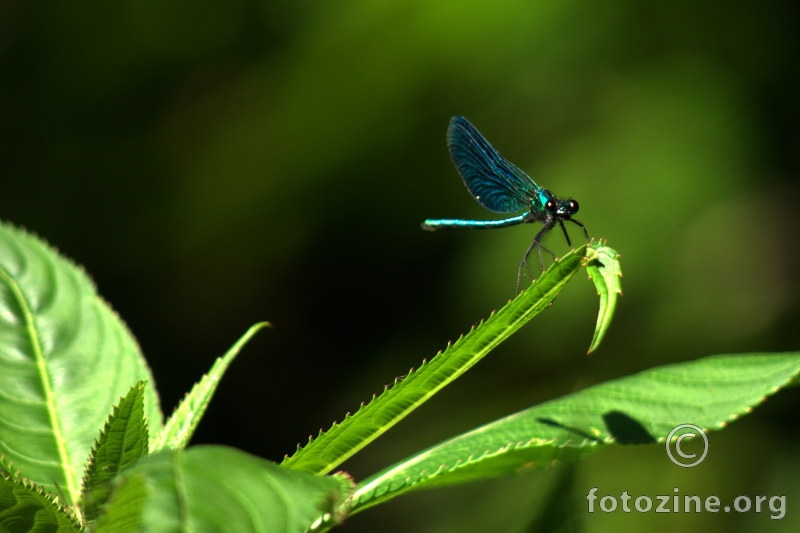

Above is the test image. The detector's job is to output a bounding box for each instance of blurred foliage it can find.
[1,1,798,531]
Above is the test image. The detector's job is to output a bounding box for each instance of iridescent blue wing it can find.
[447,116,541,214]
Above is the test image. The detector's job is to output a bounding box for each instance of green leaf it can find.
[81,382,150,523]
[97,446,354,533]
[93,474,147,533]
[350,352,800,512]
[0,222,163,507]
[153,322,270,452]
[282,245,588,474]
[584,240,622,354]
[0,475,81,532]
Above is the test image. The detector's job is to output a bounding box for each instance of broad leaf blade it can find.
[351,352,800,512]
[81,382,150,523]
[97,446,354,533]
[282,245,588,474]
[153,322,269,451]
[0,223,163,506]
[584,241,622,354]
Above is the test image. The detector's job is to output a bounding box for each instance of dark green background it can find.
[3,1,798,531]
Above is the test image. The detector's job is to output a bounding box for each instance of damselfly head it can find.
[547,198,580,218]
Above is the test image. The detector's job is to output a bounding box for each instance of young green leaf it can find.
[0,222,163,507]
[0,475,81,532]
[584,241,622,354]
[350,352,800,513]
[282,245,588,474]
[81,382,151,523]
[153,322,270,452]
